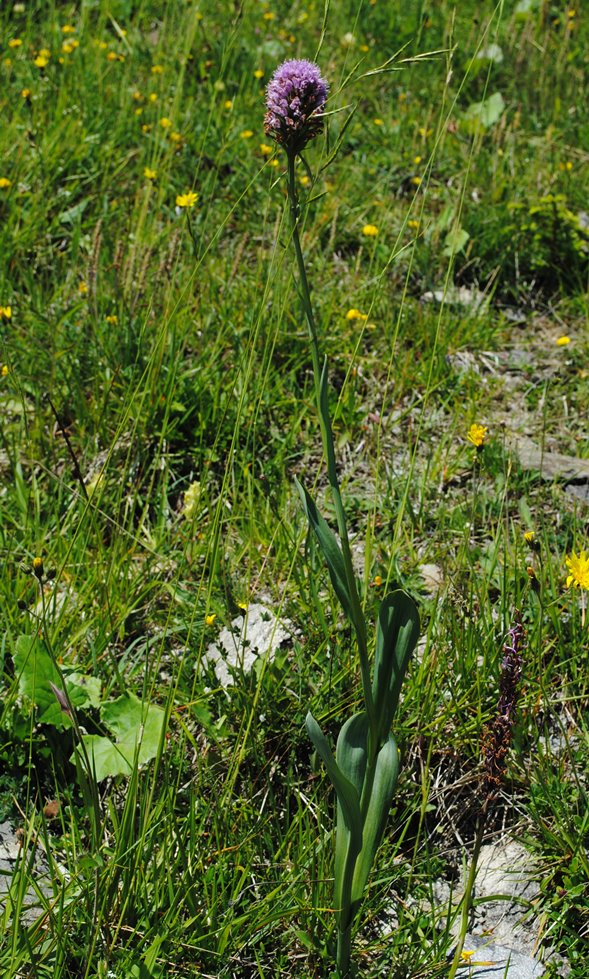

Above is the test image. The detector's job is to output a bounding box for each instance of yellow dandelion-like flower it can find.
[78,281,88,295]
[205,613,217,626]
[176,191,198,208]
[411,175,422,186]
[159,116,172,129]
[240,129,254,139]
[467,423,487,448]
[144,167,157,180]
[151,64,164,74]
[105,314,118,325]
[141,123,152,133]
[408,219,420,229]
[566,550,589,590]
[524,531,535,544]
[169,131,183,144]
[299,174,310,187]
[8,38,22,48]
[260,143,273,156]
[346,308,368,321]
[0,178,11,189]
[21,88,31,98]
[362,224,379,237]
[34,54,49,68]
[1,364,9,376]
[61,24,76,34]
[556,335,571,346]
[262,11,275,20]
[372,575,383,587]
[253,69,264,79]
[373,117,383,126]
[0,305,12,319]
[224,99,233,110]
[148,92,158,103]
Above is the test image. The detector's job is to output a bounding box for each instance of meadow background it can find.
[0,0,588,976]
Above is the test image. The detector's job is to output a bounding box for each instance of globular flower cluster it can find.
[264,59,328,154]
[482,615,524,800]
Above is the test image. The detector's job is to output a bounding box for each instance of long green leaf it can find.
[350,734,399,908]
[306,711,363,927]
[296,479,354,623]
[372,591,420,742]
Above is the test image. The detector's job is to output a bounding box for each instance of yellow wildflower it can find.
[467,423,487,448]
[299,175,310,187]
[105,314,118,325]
[34,54,49,68]
[362,224,379,237]
[61,24,76,34]
[151,64,164,74]
[144,167,157,180]
[78,281,88,295]
[556,335,571,346]
[141,124,152,133]
[524,531,535,544]
[260,143,273,156]
[169,131,183,143]
[408,219,420,229]
[566,550,589,590]
[148,92,158,103]
[224,99,233,110]
[411,175,422,186]
[159,117,172,129]
[21,88,31,98]
[0,178,11,189]
[240,130,254,139]
[176,191,198,208]
[8,38,22,48]
[373,118,383,126]
[253,69,264,79]
[1,364,8,376]
[0,305,12,319]
[346,308,368,321]
[205,613,217,626]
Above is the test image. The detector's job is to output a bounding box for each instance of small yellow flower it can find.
[144,167,157,180]
[372,575,383,587]
[362,224,379,237]
[418,126,433,137]
[346,308,368,321]
[105,314,118,325]
[0,305,12,319]
[240,130,254,139]
[556,335,571,346]
[205,613,217,626]
[0,178,11,189]
[224,99,233,110]
[159,116,172,129]
[299,174,311,187]
[253,69,264,79]
[141,123,152,133]
[524,531,535,544]
[408,219,420,229]
[1,364,9,376]
[133,90,143,101]
[268,159,279,168]
[262,11,275,20]
[151,64,164,74]
[176,191,198,208]
[411,175,422,186]
[170,131,183,144]
[8,38,22,48]
[32,556,44,579]
[61,24,76,34]
[467,423,487,448]
[148,92,159,103]
[461,951,475,962]
[106,51,119,61]
[260,143,273,156]
[565,550,589,590]
[373,117,383,126]
[21,88,31,98]
[78,281,88,295]
[34,54,49,68]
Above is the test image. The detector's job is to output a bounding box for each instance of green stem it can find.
[337,924,353,978]
[285,150,374,726]
[447,807,487,979]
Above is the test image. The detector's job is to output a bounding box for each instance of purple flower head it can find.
[264,59,329,154]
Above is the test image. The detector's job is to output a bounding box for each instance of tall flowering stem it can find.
[266,61,420,978]
[447,614,525,979]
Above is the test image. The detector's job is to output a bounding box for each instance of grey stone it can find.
[204,603,292,686]
[455,936,546,978]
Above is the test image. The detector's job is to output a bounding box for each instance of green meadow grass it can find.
[0,1,588,976]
